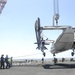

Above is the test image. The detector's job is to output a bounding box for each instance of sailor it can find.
[5,55,10,69]
[1,54,5,69]
[9,57,13,67]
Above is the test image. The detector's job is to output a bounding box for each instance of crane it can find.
[0,0,7,14]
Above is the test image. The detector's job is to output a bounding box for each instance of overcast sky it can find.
[0,0,75,59]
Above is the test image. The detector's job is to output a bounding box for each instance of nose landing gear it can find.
[43,52,46,57]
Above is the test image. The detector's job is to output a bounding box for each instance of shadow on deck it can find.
[42,63,75,69]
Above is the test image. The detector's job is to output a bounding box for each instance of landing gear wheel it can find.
[71,52,74,56]
[43,52,46,57]
[54,58,57,64]
[53,53,55,56]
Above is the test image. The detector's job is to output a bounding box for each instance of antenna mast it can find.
[53,0,60,26]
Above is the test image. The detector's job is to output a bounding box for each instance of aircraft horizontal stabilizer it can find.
[34,41,50,45]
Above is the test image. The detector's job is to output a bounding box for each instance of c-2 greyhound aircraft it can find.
[34,0,75,64]
[34,17,75,59]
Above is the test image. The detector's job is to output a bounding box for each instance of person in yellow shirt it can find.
[9,57,13,67]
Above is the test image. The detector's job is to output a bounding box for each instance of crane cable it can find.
[54,0,59,15]
[53,0,60,26]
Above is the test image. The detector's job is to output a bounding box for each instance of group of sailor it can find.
[0,54,12,69]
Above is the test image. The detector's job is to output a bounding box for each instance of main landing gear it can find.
[71,49,75,56]
[71,52,74,56]
[53,53,57,64]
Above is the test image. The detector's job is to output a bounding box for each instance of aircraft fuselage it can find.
[51,26,74,54]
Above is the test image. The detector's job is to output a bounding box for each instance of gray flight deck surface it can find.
[0,62,75,75]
